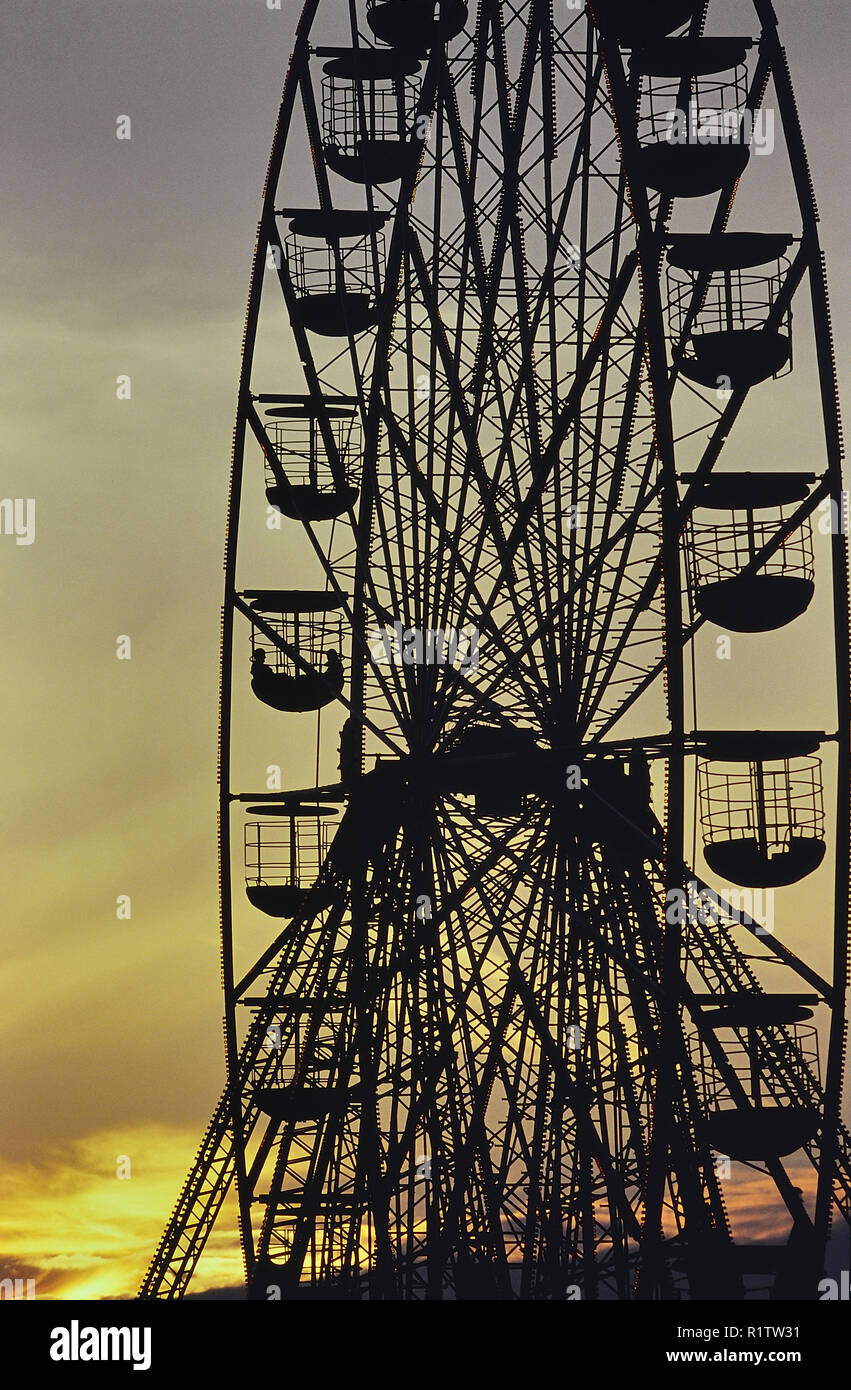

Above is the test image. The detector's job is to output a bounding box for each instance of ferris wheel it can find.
[141,0,850,1300]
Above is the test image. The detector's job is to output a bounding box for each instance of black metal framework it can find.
[698,756,825,866]
[248,609,344,677]
[668,255,790,338]
[244,817,332,893]
[688,511,813,584]
[284,232,383,302]
[322,67,420,150]
[634,46,750,146]
[140,0,850,1301]
[264,410,360,498]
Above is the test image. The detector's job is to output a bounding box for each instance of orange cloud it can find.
[0,1125,243,1300]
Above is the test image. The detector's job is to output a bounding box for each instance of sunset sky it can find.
[1,0,849,1299]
